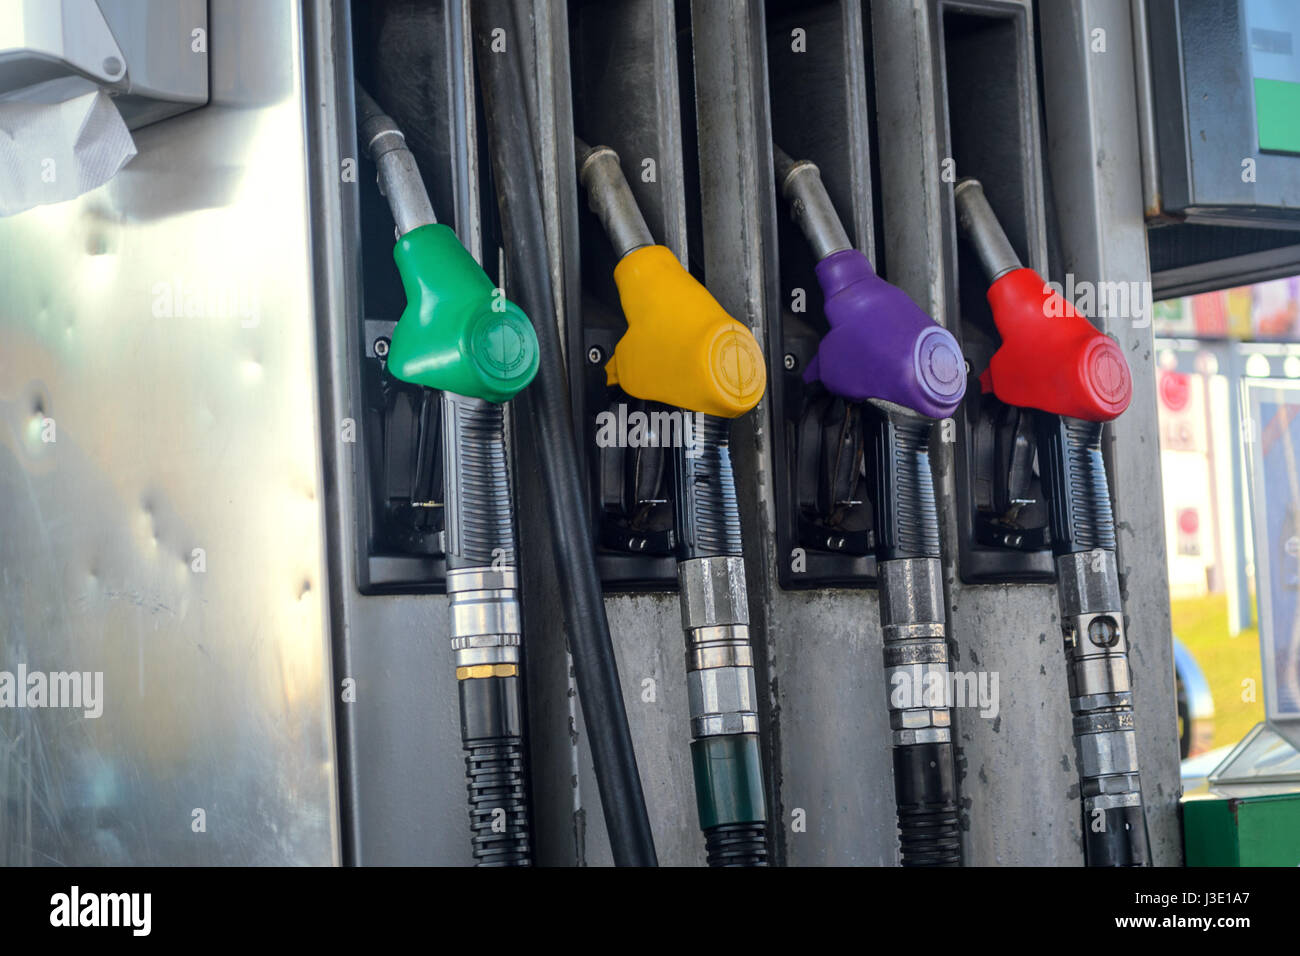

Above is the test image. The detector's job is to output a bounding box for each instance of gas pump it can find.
[576,138,771,865]
[954,178,1150,867]
[774,146,966,866]
[357,86,539,865]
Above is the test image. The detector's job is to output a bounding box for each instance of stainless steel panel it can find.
[0,0,338,865]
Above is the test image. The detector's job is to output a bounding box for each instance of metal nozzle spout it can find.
[953,178,1022,283]
[575,138,654,260]
[356,83,436,235]
[773,143,851,261]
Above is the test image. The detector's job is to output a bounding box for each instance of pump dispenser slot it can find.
[350,2,482,593]
[565,0,692,589]
[939,1,1055,583]
[765,0,880,589]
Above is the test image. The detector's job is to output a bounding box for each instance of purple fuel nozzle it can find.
[803,248,966,419]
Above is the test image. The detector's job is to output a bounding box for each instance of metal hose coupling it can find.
[1040,416,1150,866]
[879,559,950,746]
[679,555,757,737]
[1057,548,1147,865]
[879,555,962,866]
[678,553,767,865]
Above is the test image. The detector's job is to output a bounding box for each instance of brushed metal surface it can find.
[0,0,339,865]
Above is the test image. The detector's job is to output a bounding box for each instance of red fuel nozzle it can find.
[981,268,1131,421]
[954,179,1131,422]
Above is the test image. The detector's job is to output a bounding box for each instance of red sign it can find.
[1160,371,1191,412]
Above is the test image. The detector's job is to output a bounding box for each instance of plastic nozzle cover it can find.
[805,249,966,419]
[608,245,766,417]
[387,224,539,403]
[981,268,1132,421]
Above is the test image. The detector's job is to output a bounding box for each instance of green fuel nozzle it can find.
[389,224,538,403]
[357,82,535,865]
[358,86,538,403]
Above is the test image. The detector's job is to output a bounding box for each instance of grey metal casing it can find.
[0,0,1184,867]
[0,0,208,128]
[1145,0,1300,227]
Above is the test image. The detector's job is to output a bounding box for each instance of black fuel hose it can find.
[470,0,658,867]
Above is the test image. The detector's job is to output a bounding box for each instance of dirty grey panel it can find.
[572,595,709,865]
[0,0,338,865]
[766,589,896,865]
[949,585,1083,863]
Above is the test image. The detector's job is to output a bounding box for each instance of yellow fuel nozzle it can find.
[607,245,766,418]
[576,139,766,418]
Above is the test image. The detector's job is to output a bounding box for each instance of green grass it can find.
[1170,593,1265,751]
